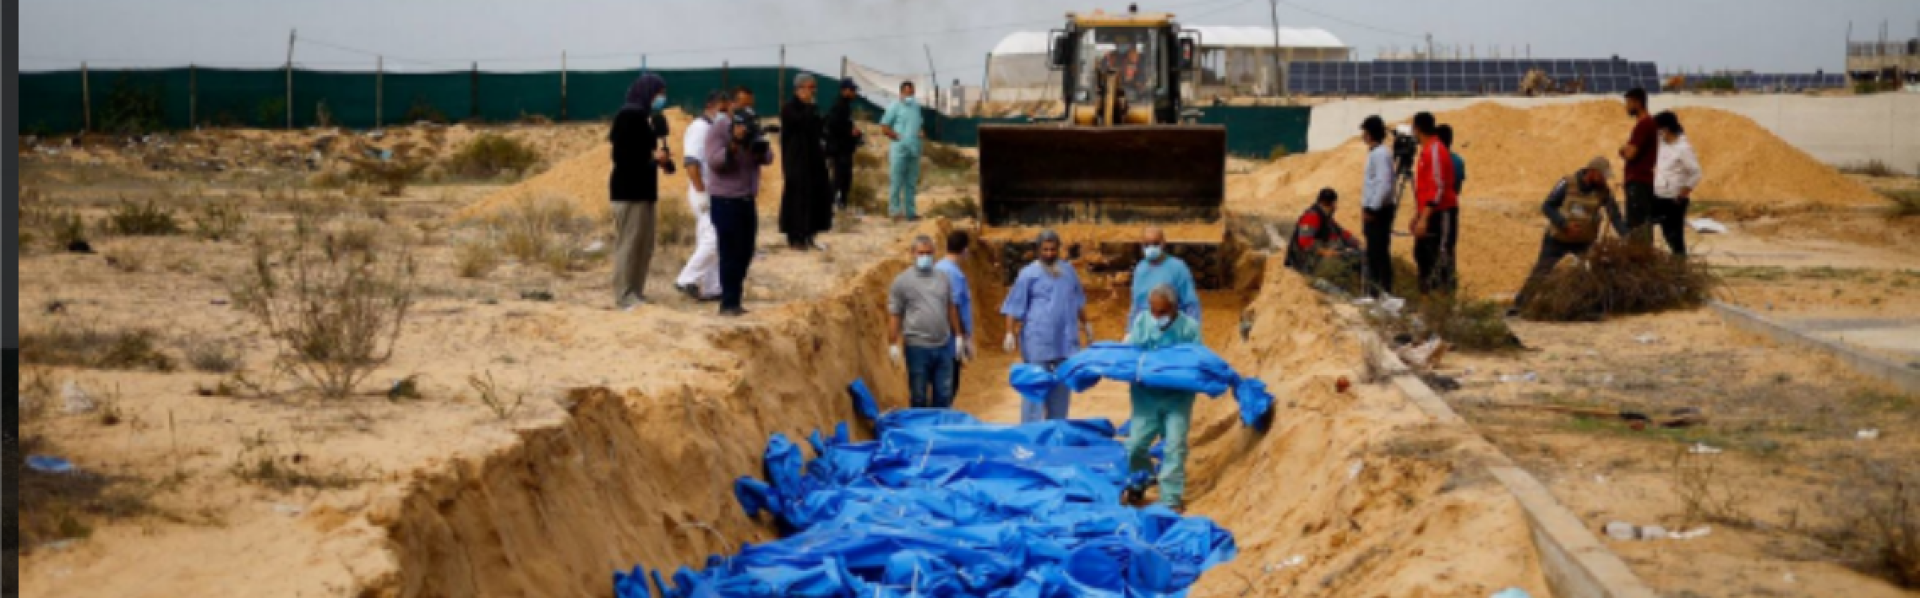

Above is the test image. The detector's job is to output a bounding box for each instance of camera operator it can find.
[1359,116,1398,298]
[1410,112,1459,295]
[703,86,777,317]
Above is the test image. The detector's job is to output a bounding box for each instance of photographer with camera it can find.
[1359,116,1398,298]
[703,86,777,317]
[608,73,675,310]
[1410,112,1459,295]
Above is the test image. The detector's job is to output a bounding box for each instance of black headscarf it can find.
[622,73,667,115]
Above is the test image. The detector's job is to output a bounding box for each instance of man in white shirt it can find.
[1358,116,1398,298]
[675,90,728,301]
[1650,111,1703,258]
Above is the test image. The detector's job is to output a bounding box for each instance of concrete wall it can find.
[1308,93,1920,174]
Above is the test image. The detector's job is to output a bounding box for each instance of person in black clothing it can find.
[825,78,863,212]
[780,74,835,251]
[608,73,674,309]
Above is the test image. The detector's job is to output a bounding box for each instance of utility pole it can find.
[924,44,939,109]
[189,64,197,128]
[81,62,91,133]
[286,29,297,129]
[375,56,383,128]
[560,51,568,122]
[1269,0,1285,101]
[779,45,787,108]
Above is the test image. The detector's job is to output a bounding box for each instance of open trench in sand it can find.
[371,224,1550,598]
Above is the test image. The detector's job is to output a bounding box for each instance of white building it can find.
[984,26,1350,104]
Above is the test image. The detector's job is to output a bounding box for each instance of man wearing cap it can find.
[1511,157,1629,314]
[825,78,864,212]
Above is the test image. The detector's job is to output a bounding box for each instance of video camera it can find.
[731,107,781,154]
[1390,124,1418,177]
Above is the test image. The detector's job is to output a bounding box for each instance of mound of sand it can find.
[457,109,789,222]
[1233,100,1885,208]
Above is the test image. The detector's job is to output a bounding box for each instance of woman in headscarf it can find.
[608,73,672,309]
[779,73,834,251]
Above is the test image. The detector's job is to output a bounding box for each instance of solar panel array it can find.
[1286,60,1660,96]
[1723,73,1848,91]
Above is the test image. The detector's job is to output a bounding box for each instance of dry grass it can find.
[19,188,89,252]
[1841,159,1901,178]
[190,195,249,242]
[345,156,430,197]
[1671,447,1749,528]
[103,198,182,236]
[231,231,416,399]
[20,321,175,372]
[446,133,542,179]
[1886,189,1920,219]
[452,232,503,279]
[182,337,243,373]
[16,436,157,549]
[657,196,697,247]
[468,370,527,420]
[490,195,602,275]
[924,195,980,221]
[1520,238,1721,322]
[1824,458,1920,588]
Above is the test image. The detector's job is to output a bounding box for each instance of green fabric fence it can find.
[22,66,1310,157]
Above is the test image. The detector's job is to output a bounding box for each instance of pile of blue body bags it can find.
[614,403,1240,597]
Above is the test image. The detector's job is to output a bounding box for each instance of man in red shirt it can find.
[1619,87,1659,246]
[1284,188,1362,277]
[1410,112,1458,294]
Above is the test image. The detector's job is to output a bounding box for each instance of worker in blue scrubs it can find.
[1001,229,1091,423]
[1127,226,1202,327]
[1122,284,1203,512]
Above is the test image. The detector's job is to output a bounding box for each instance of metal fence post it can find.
[286,29,296,129]
[470,62,479,122]
[375,56,384,128]
[561,51,568,121]
[81,62,91,132]
[189,63,197,128]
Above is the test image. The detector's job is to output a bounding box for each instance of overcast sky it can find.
[20,0,1920,77]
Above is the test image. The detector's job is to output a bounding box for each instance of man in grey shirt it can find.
[1359,116,1398,298]
[889,235,966,409]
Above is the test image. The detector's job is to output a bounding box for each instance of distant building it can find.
[984,26,1349,104]
[1847,38,1920,89]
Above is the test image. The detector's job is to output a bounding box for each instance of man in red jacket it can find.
[1409,112,1458,294]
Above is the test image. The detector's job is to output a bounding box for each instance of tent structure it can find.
[983,26,1350,105]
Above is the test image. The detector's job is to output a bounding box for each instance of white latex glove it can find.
[1083,323,1097,345]
[888,345,903,366]
[693,194,711,214]
[955,335,971,362]
[1123,333,1135,344]
[1003,332,1017,354]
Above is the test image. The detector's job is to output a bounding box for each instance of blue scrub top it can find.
[1000,261,1087,364]
[1129,256,1202,326]
[935,258,973,337]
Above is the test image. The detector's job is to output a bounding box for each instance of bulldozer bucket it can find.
[977,124,1227,227]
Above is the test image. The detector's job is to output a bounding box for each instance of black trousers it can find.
[711,196,758,311]
[1413,208,1458,295]
[1651,196,1689,257]
[829,153,854,211]
[1362,205,1397,297]
[1514,233,1592,309]
[1624,182,1656,246]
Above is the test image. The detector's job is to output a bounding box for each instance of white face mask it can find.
[1143,245,1164,262]
[915,255,934,271]
[903,96,917,106]
[1154,315,1174,329]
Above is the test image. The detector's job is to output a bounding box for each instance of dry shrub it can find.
[232,232,416,399]
[20,321,175,371]
[849,169,889,214]
[183,337,242,373]
[924,195,980,221]
[491,196,600,275]
[1520,238,1720,322]
[345,156,429,197]
[468,370,526,420]
[101,245,147,273]
[17,436,155,549]
[923,142,974,170]
[446,133,542,178]
[453,233,503,279]
[20,188,89,252]
[1671,448,1747,528]
[657,196,697,247]
[853,148,885,170]
[104,198,182,236]
[1842,159,1899,178]
[191,196,249,242]
[1828,458,1920,588]
[1887,190,1920,219]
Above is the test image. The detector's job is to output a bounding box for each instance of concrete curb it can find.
[1710,301,1920,395]
[1337,304,1660,598]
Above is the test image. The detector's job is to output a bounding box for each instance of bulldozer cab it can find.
[977,9,1220,228]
